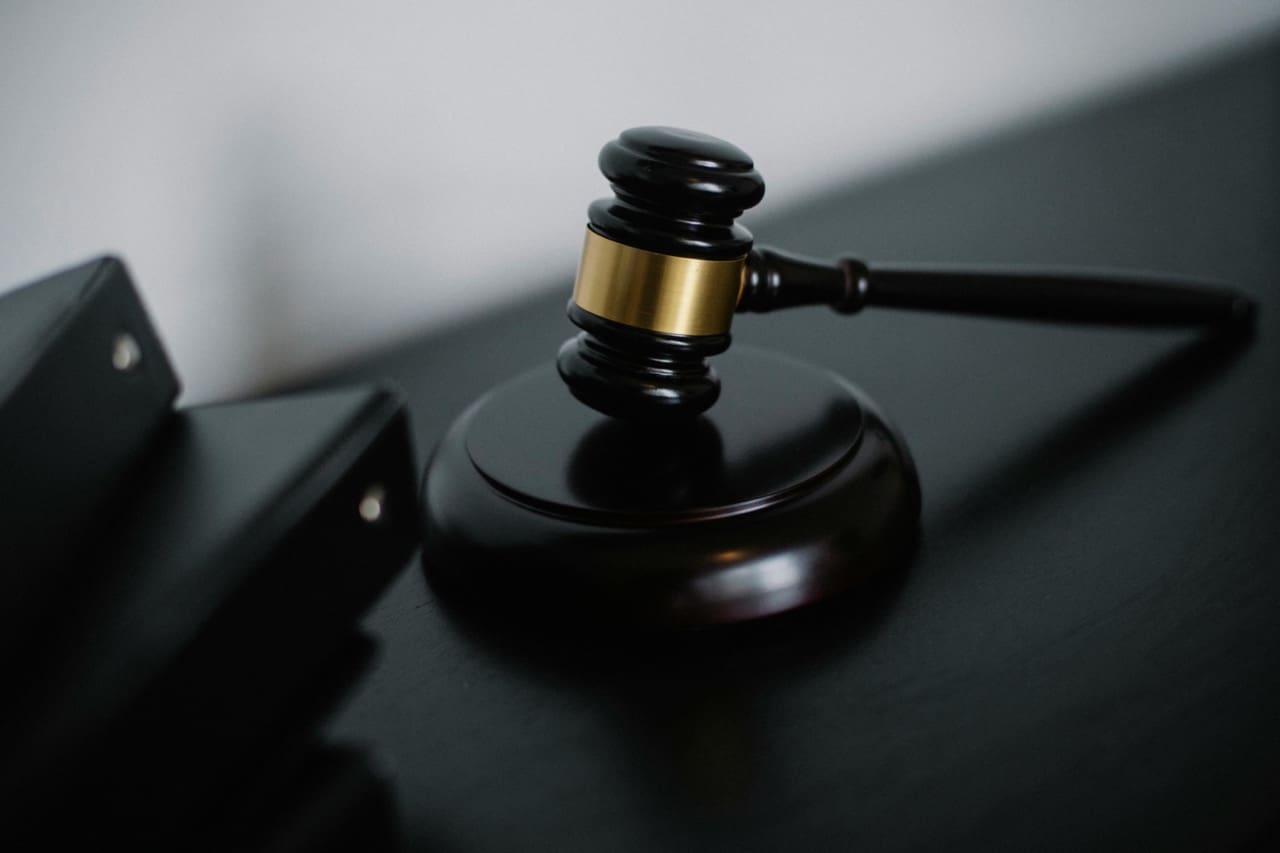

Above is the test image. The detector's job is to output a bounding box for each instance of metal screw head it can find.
[359,484,387,523]
[112,333,142,371]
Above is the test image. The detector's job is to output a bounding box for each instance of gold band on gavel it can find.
[571,229,746,337]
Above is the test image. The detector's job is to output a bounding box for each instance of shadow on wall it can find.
[220,115,474,394]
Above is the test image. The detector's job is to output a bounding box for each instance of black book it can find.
[1,385,418,846]
[0,257,179,639]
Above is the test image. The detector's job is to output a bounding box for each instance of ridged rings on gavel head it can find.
[557,127,766,421]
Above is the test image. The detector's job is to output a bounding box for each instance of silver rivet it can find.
[359,485,386,523]
[112,333,142,371]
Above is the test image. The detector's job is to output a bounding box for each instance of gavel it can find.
[557,126,1256,421]
[420,125,1258,627]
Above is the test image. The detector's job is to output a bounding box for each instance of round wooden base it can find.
[421,347,921,627]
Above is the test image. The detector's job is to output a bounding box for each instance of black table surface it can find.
[308,37,1280,851]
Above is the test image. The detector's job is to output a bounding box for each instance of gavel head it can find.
[556,127,765,421]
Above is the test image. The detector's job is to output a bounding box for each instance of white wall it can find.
[3,1,1278,401]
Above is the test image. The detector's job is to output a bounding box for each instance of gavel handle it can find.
[739,246,1258,330]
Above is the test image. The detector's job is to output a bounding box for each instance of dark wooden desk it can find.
[313,38,1280,851]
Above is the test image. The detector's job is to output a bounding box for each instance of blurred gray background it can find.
[3,1,1279,402]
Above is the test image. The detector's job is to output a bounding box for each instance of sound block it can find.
[422,347,921,626]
